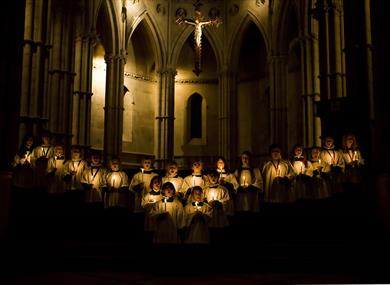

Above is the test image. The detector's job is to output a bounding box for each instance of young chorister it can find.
[309,146,331,199]
[46,144,66,195]
[290,144,314,199]
[104,157,130,209]
[141,176,163,233]
[341,133,365,186]
[81,151,107,209]
[319,135,345,195]
[62,145,87,207]
[12,133,35,189]
[180,160,208,203]
[129,158,157,213]
[32,130,54,189]
[234,151,263,212]
[184,186,212,244]
[162,160,184,199]
[149,182,185,244]
[215,156,238,217]
[262,144,296,203]
[203,169,230,228]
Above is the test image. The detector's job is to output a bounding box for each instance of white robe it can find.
[12,151,34,188]
[203,185,230,228]
[150,198,185,244]
[81,166,107,203]
[129,170,158,213]
[181,174,208,203]
[62,159,87,191]
[184,202,212,244]
[320,148,345,194]
[105,171,130,208]
[262,160,296,203]
[141,190,163,232]
[233,168,263,212]
[162,175,184,195]
[341,149,364,184]
[309,160,331,199]
[217,169,238,216]
[291,159,314,199]
[47,156,66,194]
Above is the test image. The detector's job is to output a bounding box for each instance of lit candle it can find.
[277,165,280,177]
[354,151,358,162]
[141,168,144,181]
[242,175,246,187]
[318,159,322,172]
[219,167,223,181]
[300,162,304,174]
[195,201,200,211]
[164,197,167,212]
[112,178,116,189]
[193,176,196,187]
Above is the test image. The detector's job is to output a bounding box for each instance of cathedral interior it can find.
[0,0,389,283]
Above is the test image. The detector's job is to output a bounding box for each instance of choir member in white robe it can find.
[129,158,158,213]
[162,160,184,199]
[216,156,238,217]
[309,146,331,199]
[81,151,107,207]
[46,145,66,195]
[203,170,230,228]
[141,176,163,232]
[12,134,35,189]
[184,186,212,244]
[290,144,314,199]
[150,182,185,244]
[31,131,54,189]
[341,133,365,185]
[104,157,130,209]
[262,144,296,203]
[234,151,263,212]
[319,135,345,195]
[180,160,208,204]
[62,146,87,209]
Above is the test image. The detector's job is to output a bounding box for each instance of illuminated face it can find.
[110,160,120,171]
[168,164,178,176]
[217,159,225,170]
[71,149,81,160]
[192,189,203,202]
[55,146,64,156]
[208,174,219,185]
[345,136,354,148]
[42,136,50,145]
[91,155,100,165]
[241,154,250,166]
[311,149,320,159]
[271,149,281,160]
[162,186,174,198]
[325,137,334,148]
[152,178,161,190]
[192,162,202,173]
[142,159,152,170]
[294,147,303,157]
[26,137,34,147]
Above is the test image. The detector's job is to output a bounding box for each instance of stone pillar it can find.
[315,0,346,100]
[47,3,75,149]
[218,65,237,167]
[103,53,126,163]
[71,32,97,151]
[301,33,322,147]
[154,67,176,169]
[269,55,288,153]
[19,0,51,138]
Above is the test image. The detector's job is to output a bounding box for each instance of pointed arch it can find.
[97,0,121,55]
[126,11,164,71]
[229,12,269,70]
[171,24,222,70]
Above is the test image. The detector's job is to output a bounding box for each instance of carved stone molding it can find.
[124,72,157,82]
[229,4,239,16]
[156,3,166,15]
[175,78,218,84]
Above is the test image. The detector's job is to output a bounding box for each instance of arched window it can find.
[189,93,202,139]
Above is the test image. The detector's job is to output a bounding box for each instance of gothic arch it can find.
[126,12,164,71]
[96,0,121,55]
[229,12,269,70]
[171,23,222,70]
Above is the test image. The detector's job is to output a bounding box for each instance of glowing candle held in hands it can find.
[277,165,280,177]
[354,151,358,162]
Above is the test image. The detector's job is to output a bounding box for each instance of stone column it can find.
[269,55,288,153]
[103,53,126,162]
[71,32,97,151]
[301,32,322,147]
[19,0,51,138]
[218,65,237,166]
[315,0,346,100]
[46,3,76,149]
[154,67,176,169]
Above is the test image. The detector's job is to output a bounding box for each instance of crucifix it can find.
[176,1,222,76]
